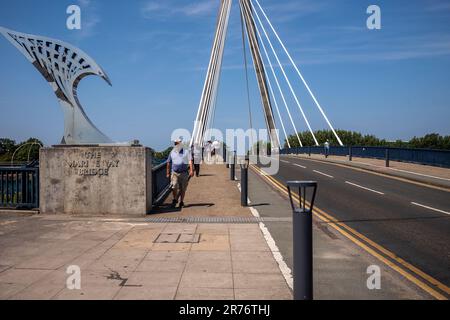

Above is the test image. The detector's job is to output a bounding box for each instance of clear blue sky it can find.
[1,0,449,150]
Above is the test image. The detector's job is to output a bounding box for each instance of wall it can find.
[39,146,152,215]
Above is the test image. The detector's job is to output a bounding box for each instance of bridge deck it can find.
[152,164,251,217]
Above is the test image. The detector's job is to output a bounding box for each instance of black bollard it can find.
[230,151,236,180]
[240,164,248,207]
[287,181,317,300]
[386,148,390,167]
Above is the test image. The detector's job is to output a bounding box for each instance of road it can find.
[253,155,450,298]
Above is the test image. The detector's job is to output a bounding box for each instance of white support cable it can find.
[208,0,231,143]
[249,11,301,148]
[252,0,344,146]
[241,4,302,147]
[258,34,303,147]
[249,20,291,148]
[191,0,230,146]
[205,4,228,142]
[200,2,227,143]
[239,0,279,148]
[267,75,288,148]
[249,2,318,146]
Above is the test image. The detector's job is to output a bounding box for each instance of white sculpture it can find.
[0,26,112,145]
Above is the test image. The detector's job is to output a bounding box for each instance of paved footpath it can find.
[0,164,292,300]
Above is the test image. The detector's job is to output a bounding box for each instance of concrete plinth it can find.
[39,146,153,215]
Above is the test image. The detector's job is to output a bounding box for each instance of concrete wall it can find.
[40,146,153,215]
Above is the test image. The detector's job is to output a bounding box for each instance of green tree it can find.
[284,131,450,150]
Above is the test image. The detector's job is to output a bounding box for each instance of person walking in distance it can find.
[324,140,330,158]
[166,138,194,208]
[191,143,202,177]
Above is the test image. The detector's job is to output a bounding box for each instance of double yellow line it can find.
[250,164,449,300]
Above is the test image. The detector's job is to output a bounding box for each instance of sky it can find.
[0,0,449,150]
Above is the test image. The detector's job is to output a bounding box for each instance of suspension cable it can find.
[242,2,302,147]
[252,0,344,146]
[254,29,291,148]
[249,0,319,146]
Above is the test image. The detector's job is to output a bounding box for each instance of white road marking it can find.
[289,154,450,182]
[249,206,293,290]
[280,160,290,164]
[389,168,450,182]
[313,170,334,178]
[236,183,251,204]
[345,181,385,195]
[293,163,307,169]
[411,202,450,215]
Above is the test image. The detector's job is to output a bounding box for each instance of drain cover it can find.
[145,216,292,224]
[154,233,201,243]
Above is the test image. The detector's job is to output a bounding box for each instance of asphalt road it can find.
[257,155,450,290]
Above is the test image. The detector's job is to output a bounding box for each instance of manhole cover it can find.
[154,233,201,243]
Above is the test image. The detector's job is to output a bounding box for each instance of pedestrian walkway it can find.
[0,163,292,300]
[287,154,450,189]
[153,164,251,217]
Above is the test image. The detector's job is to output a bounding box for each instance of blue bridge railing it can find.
[280,146,450,168]
[152,161,171,205]
[0,166,39,209]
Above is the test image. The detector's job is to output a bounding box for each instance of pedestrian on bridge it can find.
[191,143,202,177]
[324,140,330,158]
[166,139,194,208]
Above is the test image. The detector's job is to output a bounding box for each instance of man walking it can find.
[324,140,330,158]
[167,139,194,208]
[191,143,202,177]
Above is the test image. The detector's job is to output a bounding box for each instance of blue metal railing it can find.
[281,146,450,168]
[0,166,39,209]
[152,161,171,205]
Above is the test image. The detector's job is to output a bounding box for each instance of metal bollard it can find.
[223,145,227,165]
[230,151,236,181]
[349,146,352,161]
[308,146,311,157]
[287,181,317,300]
[240,163,248,207]
[385,148,390,167]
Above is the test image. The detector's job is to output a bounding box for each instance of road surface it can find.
[253,155,450,299]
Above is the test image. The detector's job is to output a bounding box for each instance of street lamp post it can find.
[287,181,318,300]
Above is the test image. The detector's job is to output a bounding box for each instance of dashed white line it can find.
[293,163,307,169]
[280,160,290,164]
[345,181,385,195]
[313,170,334,178]
[411,202,450,215]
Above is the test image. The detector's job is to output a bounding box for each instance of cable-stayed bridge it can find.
[191,0,344,150]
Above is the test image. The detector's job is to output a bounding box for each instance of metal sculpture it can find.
[0,26,112,145]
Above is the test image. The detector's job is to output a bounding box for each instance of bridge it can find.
[0,0,449,301]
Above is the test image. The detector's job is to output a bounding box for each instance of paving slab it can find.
[0,164,293,300]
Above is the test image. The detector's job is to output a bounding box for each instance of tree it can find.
[284,131,450,150]
[0,137,43,163]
